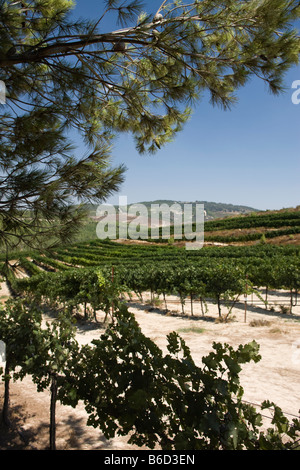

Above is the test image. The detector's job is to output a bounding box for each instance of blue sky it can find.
[72,0,300,211]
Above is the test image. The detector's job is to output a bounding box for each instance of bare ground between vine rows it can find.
[0,287,300,450]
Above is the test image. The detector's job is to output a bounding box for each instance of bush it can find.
[66,305,300,450]
[1,301,299,450]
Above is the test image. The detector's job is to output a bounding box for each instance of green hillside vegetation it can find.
[199,207,300,245]
[74,205,300,246]
[1,206,299,260]
[2,206,299,308]
[1,206,299,327]
[125,206,300,245]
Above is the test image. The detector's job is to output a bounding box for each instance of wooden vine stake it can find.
[111,265,114,318]
[50,372,57,450]
[244,275,248,323]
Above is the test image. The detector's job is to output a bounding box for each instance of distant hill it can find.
[134,200,258,220]
[75,203,300,245]
[87,200,259,220]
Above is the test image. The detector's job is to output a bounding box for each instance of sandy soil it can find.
[0,286,299,450]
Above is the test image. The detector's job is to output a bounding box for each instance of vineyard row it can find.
[12,252,300,319]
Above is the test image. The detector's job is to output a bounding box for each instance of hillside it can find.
[135,200,258,220]
[201,206,300,246]
[87,200,258,221]
[71,204,300,246]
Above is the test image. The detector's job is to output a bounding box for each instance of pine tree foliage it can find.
[0,107,125,251]
[0,0,300,251]
[1,1,300,151]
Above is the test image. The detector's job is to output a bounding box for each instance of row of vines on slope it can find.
[14,252,300,320]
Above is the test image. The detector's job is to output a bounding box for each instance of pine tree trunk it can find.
[163,293,167,311]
